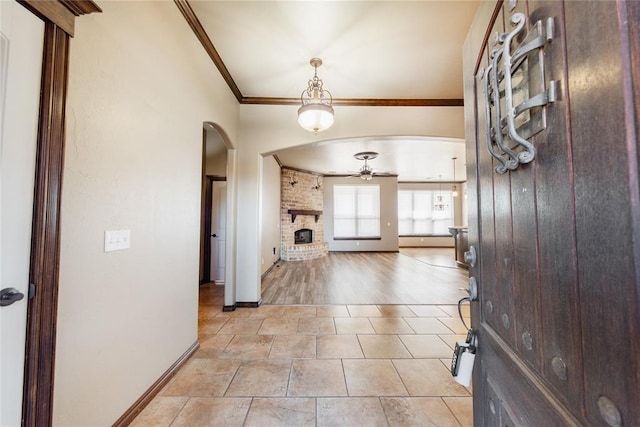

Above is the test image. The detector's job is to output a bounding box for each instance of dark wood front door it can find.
[464,1,639,425]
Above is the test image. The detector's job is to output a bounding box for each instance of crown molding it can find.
[173,0,243,103]
[175,0,464,108]
[282,165,323,176]
[241,97,463,107]
[272,155,283,168]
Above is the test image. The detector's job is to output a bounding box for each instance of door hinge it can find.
[29,283,36,299]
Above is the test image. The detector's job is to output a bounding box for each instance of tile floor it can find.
[130,284,473,426]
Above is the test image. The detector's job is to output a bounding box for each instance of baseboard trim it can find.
[223,303,237,312]
[398,246,455,248]
[328,250,400,253]
[223,299,263,311]
[261,259,281,279]
[236,299,262,308]
[112,340,200,427]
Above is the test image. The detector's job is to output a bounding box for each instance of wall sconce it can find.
[290,171,298,187]
[312,176,323,191]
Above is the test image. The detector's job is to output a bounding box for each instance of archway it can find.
[201,122,237,310]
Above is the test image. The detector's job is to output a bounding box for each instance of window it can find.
[398,190,453,236]
[333,185,380,238]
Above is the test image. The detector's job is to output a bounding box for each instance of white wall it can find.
[205,126,228,176]
[260,156,281,276]
[236,104,465,302]
[56,2,239,425]
[323,176,399,252]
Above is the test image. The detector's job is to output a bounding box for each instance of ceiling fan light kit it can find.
[353,152,378,180]
[360,170,373,180]
[298,58,334,133]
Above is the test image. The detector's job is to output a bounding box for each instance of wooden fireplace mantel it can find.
[288,209,322,223]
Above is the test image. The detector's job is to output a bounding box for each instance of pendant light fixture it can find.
[452,157,459,197]
[298,58,334,133]
[434,175,449,212]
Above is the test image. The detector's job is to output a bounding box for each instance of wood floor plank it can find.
[261,249,467,305]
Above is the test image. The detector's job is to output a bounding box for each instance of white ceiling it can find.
[190,1,480,181]
[273,136,467,182]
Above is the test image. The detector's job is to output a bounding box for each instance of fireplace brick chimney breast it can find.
[281,169,328,261]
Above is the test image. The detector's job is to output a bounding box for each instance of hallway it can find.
[131,250,473,426]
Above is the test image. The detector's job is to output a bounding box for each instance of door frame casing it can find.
[12,1,101,425]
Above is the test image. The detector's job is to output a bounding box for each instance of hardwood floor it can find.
[261,248,468,305]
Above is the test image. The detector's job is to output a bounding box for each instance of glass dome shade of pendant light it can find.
[298,58,334,133]
[297,103,334,133]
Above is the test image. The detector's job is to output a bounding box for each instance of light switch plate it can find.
[104,229,131,252]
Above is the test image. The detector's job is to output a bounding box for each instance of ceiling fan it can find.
[348,152,393,180]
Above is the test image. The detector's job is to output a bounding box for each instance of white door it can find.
[210,183,226,285]
[0,2,44,425]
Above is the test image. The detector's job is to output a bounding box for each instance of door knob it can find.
[211,234,217,237]
[467,277,479,301]
[1,287,25,307]
[464,245,477,267]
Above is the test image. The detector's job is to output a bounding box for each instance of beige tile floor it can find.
[131,284,473,426]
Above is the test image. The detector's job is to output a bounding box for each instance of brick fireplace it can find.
[281,169,328,261]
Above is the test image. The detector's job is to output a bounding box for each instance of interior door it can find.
[210,182,226,285]
[464,1,640,425]
[0,2,44,425]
